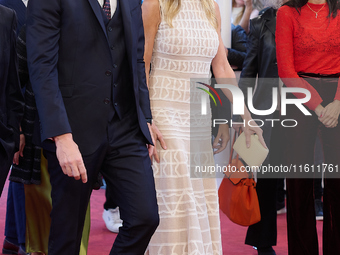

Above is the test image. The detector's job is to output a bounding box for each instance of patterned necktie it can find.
[103,0,111,20]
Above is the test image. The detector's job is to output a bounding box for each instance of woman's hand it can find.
[314,104,324,117]
[243,115,267,149]
[213,124,230,154]
[13,133,25,165]
[318,100,340,128]
[147,123,167,163]
[243,0,253,10]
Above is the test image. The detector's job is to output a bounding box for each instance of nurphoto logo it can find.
[197,80,312,128]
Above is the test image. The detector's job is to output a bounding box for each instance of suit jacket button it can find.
[114,103,118,106]
[113,64,117,68]
[108,27,113,32]
[113,83,118,87]
[104,98,110,104]
[110,45,115,50]
[105,70,112,76]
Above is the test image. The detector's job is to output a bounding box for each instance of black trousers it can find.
[283,76,340,255]
[245,178,278,248]
[5,181,26,246]
[104,182,117,210]
[245,111,281,248]
[45,108,159,255]
[0,139,15,197]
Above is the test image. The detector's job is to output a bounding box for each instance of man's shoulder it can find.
[0,4,15,18]
[0,4,16,29]
[125,0,142,11]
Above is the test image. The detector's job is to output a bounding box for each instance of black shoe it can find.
[315,199,323,221]
[2,238,19,254]
[276,201,286,214]
[257,246,276,255]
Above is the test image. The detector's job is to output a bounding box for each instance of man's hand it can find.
[213,124,230,154]
[13,133,25,165]
[54,133,87,183]
[318,100,340,128]
[147,123,167,163]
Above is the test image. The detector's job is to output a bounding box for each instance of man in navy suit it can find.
[0,2,29,255]
[0,4,24,197]
[26,0,159,254]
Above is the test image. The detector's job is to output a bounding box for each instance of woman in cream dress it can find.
[143,0,266,254]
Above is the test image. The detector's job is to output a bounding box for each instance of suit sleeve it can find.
[16,25,30,88]
[26,0,72,142]
[137,3,152,120]
[7,10,24,149]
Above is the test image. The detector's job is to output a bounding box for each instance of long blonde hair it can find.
[159,0,218,29]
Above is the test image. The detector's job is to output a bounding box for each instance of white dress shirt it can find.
[97,0,117,17]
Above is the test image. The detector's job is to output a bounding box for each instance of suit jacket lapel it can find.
[87,0,108,39]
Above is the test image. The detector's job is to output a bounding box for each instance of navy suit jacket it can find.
[26,0,152,155]
[0,4,24,196]
[0,0,26,33]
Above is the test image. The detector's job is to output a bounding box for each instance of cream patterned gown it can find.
[146,0,222,254]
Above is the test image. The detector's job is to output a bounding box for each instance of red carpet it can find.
[0,181,323,255]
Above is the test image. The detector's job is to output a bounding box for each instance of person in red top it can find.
[276,0,340,254]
